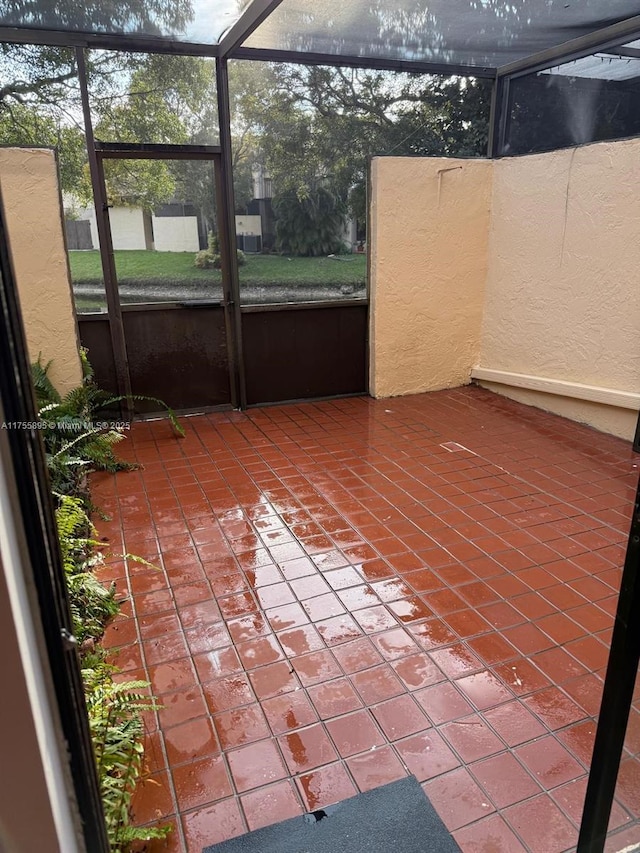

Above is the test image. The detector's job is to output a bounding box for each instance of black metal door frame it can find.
[76,47,242,411]
[0,187,109,852]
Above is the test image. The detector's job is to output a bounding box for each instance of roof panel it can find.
[0,0,241,45]
[244,0,640,68]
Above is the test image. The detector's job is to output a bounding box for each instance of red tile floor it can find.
[92,386,640,853]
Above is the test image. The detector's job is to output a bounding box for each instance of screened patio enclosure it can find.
[2,1,640,852]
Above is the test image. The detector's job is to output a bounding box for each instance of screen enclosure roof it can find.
[2,0,640,75]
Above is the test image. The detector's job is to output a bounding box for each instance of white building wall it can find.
[152,216,200,252]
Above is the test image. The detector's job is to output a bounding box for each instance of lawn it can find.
[69,250,367,286]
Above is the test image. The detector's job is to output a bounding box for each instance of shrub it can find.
[194,231,246,269]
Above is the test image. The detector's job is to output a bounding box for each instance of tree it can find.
[274,185,347,257]
[228,61,491,245]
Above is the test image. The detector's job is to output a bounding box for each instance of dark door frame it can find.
[0,189,109,852]
[75,47,243,410]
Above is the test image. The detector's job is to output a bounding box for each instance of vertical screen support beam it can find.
[577,411,640,852]
[487,74,508,158]
[75,47,132,403]
[216,56,246,409]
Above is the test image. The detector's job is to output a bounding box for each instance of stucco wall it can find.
[0,148,82,394]
[369,157,493,398]
[479,140,640,440]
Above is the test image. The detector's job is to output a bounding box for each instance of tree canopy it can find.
[0,44,490,247]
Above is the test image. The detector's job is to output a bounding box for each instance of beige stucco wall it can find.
[369,157,493,398]
[479,140,640,440]
[0,148,82,394]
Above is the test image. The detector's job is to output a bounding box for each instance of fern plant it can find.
[83,665,171,850]
[37,356,176,850]
[33,352,183,498]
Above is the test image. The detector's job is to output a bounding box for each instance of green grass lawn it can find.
[69,250,367,286]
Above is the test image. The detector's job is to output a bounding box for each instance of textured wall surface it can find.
[480,140,640,439]
[0,148,82,394]
[369,157,493,397]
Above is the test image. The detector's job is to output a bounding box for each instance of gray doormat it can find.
[203,775,461,853]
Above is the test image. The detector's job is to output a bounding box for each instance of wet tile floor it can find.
[92,386,640,853]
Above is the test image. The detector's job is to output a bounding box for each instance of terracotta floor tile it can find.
[503,623,556,656]
[616,757,640,811]
[131,771,175,825]
[227,739,287,792]
[308,678,363,719]
[391,652,445,690]
[184,623,233,656]
[315,613,363,646]
[415,681,475,725]
[557,719,597,765]
[478,601,525,630]
[278,723,338,774]
[516,736,584,789]
[483,700,546,747]
[332,637,384,673]
[291,649,342,686]
[148,658,197,696]
[296,762,357,811]
[325,709,385,757]
[158,687,208,729]
[276,624,324,657]
[441,715,505,763]
[325,566,366,589]
[371,626,420,661]
[444,609,492,639]
[213,705,270,749]
[227,613,271,643]
[408,619,458,650]
[236,635,284,670]
[493,658,551,697]
[290,574,331,600]
[396,730,460,781]
[453,813,527,853]
[352,605,398,633]
[261,690,319,735]
[551,775,630,831]
[255,582,296,609]
[455,670,514,711]
[203,674,254,714]
[249,660,299,700]
[182,798,246,852]
[172,755,232,811]
[470,751,541,808]
[240,780,303,831]
[523,686,587,731]
[351,663,406,704]
[266,602,310,632]
[423,766,496,831]
[504,794,577,853]
[530,646,589,684]
[347,745,408,791]
[371,694,430,741]
[429,644,484,679]
[163,717,219,767]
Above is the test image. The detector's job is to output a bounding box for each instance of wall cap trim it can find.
[471,367,640,411]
